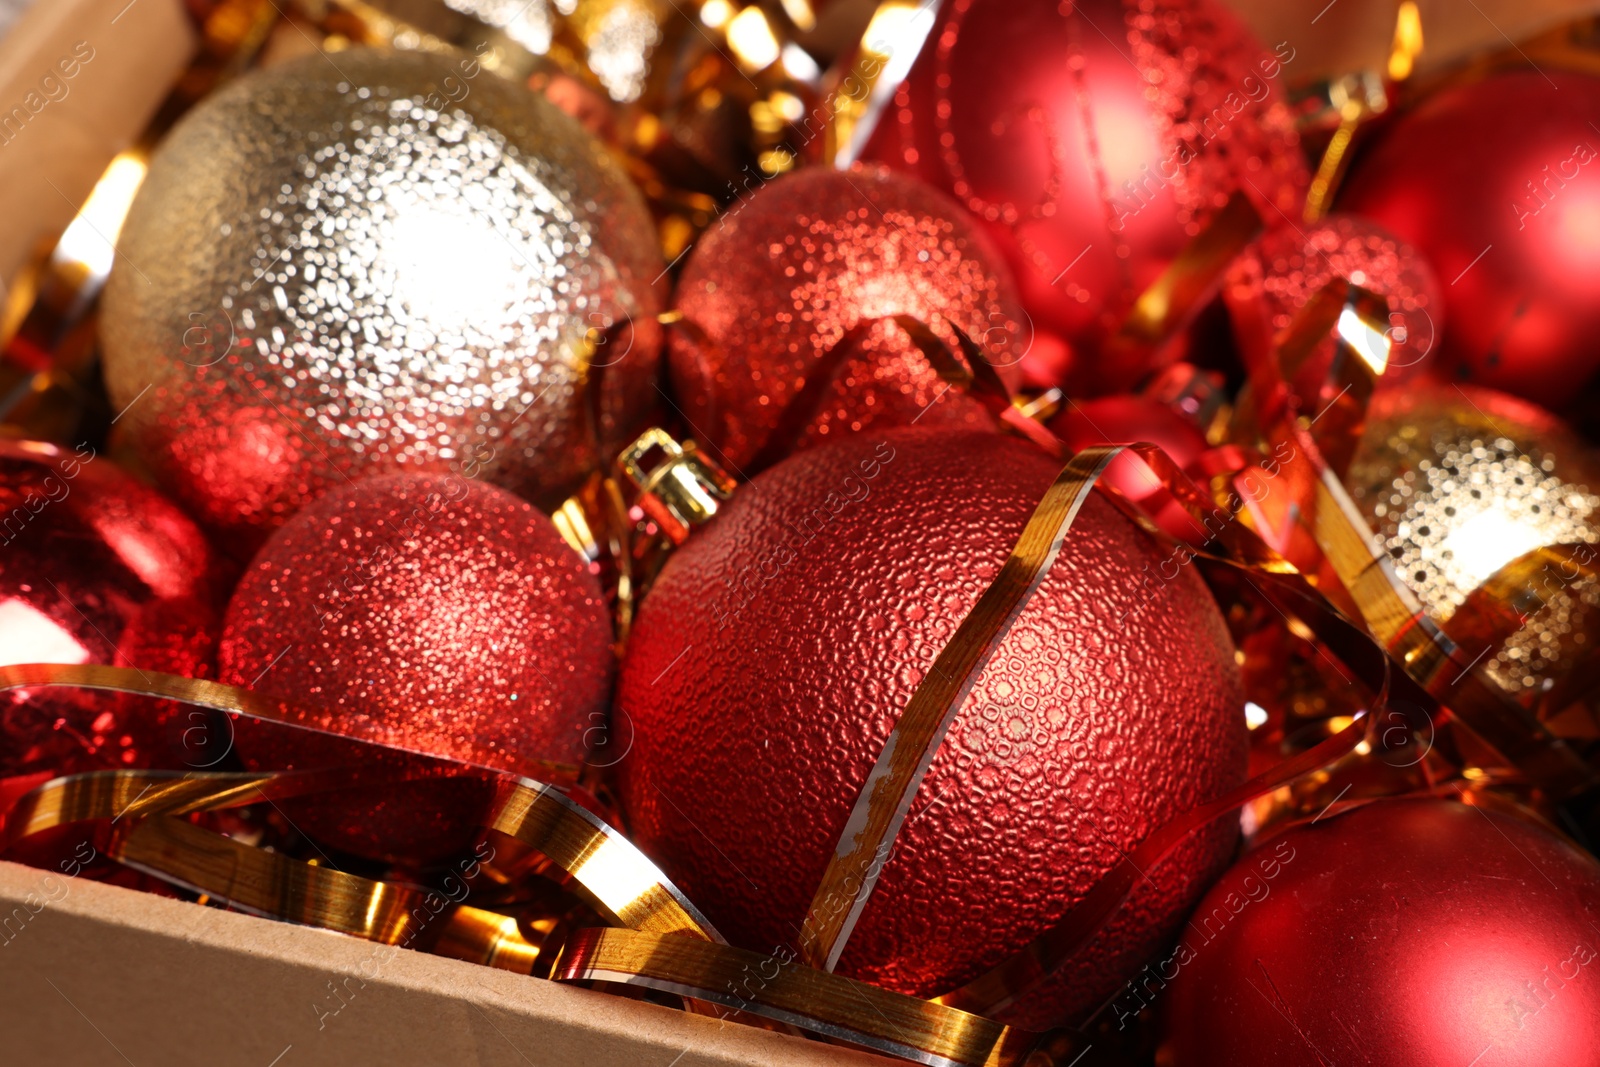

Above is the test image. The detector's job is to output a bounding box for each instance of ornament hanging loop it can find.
[617,428,736,544]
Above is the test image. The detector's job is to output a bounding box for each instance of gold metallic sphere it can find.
[1346,383,1600,698]
[103,47,663,551]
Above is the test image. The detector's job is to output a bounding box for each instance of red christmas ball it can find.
[668,166,1029,472]
[617,429,1246,1026]
[1341,70,1600,409]
[0,440,224,775]
[1228,214,1444,381]
[1050,394,1210,542]
[220,472,612,859]
[855,0,1308,390]
[1160,797,1600,1066]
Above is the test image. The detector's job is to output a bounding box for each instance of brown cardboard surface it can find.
[1227,0,1600,81]
[0,0,195,297]
[0,860,894,1066]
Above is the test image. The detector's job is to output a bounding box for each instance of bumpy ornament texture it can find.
[220,473,612,856]
[1341,70,1600,409]
[857,0,1307,387]
[1161,798,1600,1067]
[1346,384,1600,698]
[103,48,663,551]
[617,429,1246,1027]
[0,441,223,775]
[668,166,1028,471]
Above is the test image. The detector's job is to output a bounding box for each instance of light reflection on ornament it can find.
[1555,194,1600,271]
[1243,701,1268,729]
[1347,384,1600,694]
[1336,304,1390,375]
[385,201,522,333]
[1441,509,1560,593]
[0,600,91,667]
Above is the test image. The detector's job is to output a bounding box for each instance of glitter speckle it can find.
[103,49,662,552]
[1348,384,1600,695]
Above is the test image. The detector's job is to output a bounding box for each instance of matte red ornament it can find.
[0,440,224,776]
[854,0,1307,390]
[667,166,1029,472]
[1050,394,1211,542]
[1160,797,1600,1067]
[1340,70,1600,409]
[220,472,612,859]
[1228,213,1444,381]
[617,429,1247,1027]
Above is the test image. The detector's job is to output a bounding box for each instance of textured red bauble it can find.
[667,166,1028,471]
[617,429,1247,1027]
[0,440,224,776]
[854,0,1307,390]
[1228,213,1444,381]
[1340,70,1600,409]
[1160,797,1600,1066]
[220,472,612,858]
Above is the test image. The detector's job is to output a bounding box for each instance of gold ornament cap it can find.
[617,428,735,544]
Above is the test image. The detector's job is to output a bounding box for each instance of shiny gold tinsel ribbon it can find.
[798,445,1118,973]
[115,816,551,974]
[556,927,1058,1067]
[1232,281,1596,794]
[0,666,1067,1066]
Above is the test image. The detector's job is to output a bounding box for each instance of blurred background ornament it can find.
[1160,796,1600,1067]
[617,428,1247,1028]
[220,472,612,860]
[0,439,225,777]
[101,47,664,554]
[667,165,1029,471]
[1340,69,1600,411]
[1049,392,1214,543]
[843,0,1309,392]
[1345,383,1600,704]
[1225,213,1443,382]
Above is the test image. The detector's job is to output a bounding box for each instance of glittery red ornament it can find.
[617,429,1246,1027]
[1229,214,1444,381]
[854,0,1307,390]
[1341,70,1600,409]
[667,166,1029,472]
[0,440,224,776]
[1160,797,1600,1066]
[1050,394,1211,542]
[220,472,612,859]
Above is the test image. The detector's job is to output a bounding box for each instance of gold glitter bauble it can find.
[1346,384,1600,697]
[103,48,663,551]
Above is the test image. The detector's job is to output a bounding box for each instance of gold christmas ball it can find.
[103,47,663,551]
[1346,383,1600,698]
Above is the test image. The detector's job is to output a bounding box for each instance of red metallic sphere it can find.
[0,440,224,775]
[617,429,1246,1027]
[668,166,1028,472]
[1228,213,1444,381]
[220,472,612,859]
[856,0,1307,390]
[1341,70,1600,409]
[1160,797,1600,1066]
